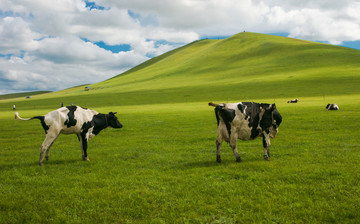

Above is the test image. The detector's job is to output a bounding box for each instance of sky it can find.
[1,0,360,94]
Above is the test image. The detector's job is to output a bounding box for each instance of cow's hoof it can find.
[236,157,242,162]
[217,155,221,163]
[264,155,270,161]
[39,163,44,166]
[83,156,90,161]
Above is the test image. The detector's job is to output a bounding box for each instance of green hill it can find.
[91,32,360,103]
[0,91,51,100]
[1,32,360,109]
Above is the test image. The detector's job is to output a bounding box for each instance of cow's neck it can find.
[92,114,108,135]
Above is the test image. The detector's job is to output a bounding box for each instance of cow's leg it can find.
[39,133,59,166]
[216,125,226,163]
[262,134,271,161]
[216,138,222,163]
[77,134,85,159]
[80,134,90,161]
[230,132,241,162]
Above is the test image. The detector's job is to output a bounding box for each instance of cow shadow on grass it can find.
[180,155,271,169]
[181,160,221,169]
[0,158,83,170]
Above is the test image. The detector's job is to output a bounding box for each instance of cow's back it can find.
[44,106,98,134]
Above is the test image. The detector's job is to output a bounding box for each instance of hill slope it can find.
[90,32,360,102]
[1,32,360,109]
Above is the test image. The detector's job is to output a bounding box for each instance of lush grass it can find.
[1,32,360,223]
[1,96,360,223]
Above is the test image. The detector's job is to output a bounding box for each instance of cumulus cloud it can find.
[0,16,42,54]
[267,4,360,44]
[0,0,359,94]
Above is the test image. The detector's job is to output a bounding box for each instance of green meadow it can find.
[1,32,360,223]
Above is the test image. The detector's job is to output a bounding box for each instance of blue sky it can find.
[1,0,360,94]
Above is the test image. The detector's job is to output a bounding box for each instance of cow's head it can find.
[259,104,282,138]
[107,112,123,129]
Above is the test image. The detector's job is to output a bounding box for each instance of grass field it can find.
[1,32,360,223]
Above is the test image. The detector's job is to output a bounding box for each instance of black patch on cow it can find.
[80,113,109,137]
[241,102,274,139]
[273,109,282,127]
[262,136,268,148]
[259,109,274,131]
[33,116,49,134]
[64,106,77,128]
[79,132,88,158]
[214,106,221,126]
[215,106,235,136]
[237,104,244,113]
[81,120,93,135]
[91,114,108,135]
[250,113,260,139]
[242,102,268,128]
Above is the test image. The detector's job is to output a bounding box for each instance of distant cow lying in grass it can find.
[326,103,339,110]
[287,98,299,103]
[209,102,282,162]
[15,106,123,166]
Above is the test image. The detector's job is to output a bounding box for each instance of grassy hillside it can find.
[90,32,360,103]
[0,91,51,100]
[1,32,359,110]
[1,32,360,223]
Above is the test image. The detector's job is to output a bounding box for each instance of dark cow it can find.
[287,98,299,103]
[15,106,123,166]
[326,103,339,110]
[209,102,282,162]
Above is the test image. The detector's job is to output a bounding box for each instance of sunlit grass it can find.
[1,95,360,223]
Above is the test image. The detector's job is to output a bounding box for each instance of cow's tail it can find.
[15,112,44,122]
[208,102,219,107]
[209,102,225,126]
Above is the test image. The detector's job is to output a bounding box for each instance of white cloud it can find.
[0,0,360,94]
[0,17,42,54]
[267,6,360,44]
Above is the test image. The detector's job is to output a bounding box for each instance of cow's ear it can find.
[266,104,276,111]
[271,103,276,110]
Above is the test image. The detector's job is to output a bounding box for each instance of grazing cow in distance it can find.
[15,106,123,166]
[326,104,339,110]
[287,98,299,103]
[209,101,282,162]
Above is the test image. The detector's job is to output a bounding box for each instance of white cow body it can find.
[15,106,122,166]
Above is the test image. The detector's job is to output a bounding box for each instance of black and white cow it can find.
[326,103,339,110]
[15,106,123,166]
[287,98,299,103]
[209,102,282,162]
